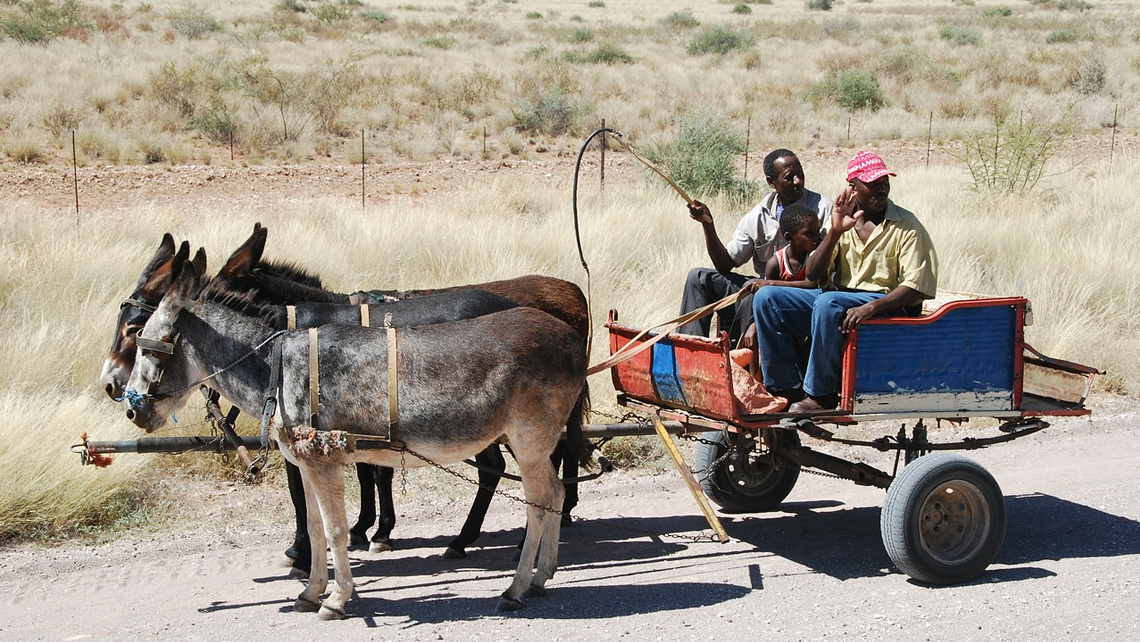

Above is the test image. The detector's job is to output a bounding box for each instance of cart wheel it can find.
[880,453,1006,584]
[694,429,800,513]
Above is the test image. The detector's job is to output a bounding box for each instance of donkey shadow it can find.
[253,492,1140,623]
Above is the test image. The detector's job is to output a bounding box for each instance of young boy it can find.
[743,203,825,293]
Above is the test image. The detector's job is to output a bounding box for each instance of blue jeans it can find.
[752,288,883,398]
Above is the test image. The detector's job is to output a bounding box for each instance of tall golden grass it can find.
[1,149,1136,540]
[0,0,1134,165]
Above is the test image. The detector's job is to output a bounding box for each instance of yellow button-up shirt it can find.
[827,200,938,298]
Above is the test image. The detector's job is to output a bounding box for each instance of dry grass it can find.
[0,0,1136,165]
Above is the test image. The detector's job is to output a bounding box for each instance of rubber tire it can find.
[881,453,1006,585]
[695,429,800,513]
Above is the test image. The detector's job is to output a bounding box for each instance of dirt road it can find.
[3,396,1139,641]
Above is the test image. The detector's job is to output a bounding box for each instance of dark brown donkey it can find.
[122,253,589,618]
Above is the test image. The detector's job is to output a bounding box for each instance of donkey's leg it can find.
[305,463,354,620]
[295,464,330,613]
[370,466,396,552]
[349,463,376,549]
[443,445,505,560]
[285,462,311,576]
[497,450,561,611]
[555,441,579,525]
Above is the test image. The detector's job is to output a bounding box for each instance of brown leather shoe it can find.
[787,394,839,414]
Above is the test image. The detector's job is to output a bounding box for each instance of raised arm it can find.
[688,200,738,274]
[806,187,860,282]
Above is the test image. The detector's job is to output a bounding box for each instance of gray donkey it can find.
[122,253,590,619]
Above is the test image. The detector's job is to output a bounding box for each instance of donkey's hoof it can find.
[287,566,310,581]
[294,597,321,613]
[523,584,548,599]
[348,533,369,550]
[369,539,394,553]
[441,547,467,560]
[496,595,524,612]
[318,605,347,621]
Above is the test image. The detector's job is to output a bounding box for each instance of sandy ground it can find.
[2,394,1139,641]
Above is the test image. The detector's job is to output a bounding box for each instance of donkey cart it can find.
[599,292,1098,585]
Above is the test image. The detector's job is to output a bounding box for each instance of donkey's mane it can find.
[198,275,286,329]
[253,259,324,289]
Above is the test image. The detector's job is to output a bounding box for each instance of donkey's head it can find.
[99,235,206,401]
[123,250,209,432]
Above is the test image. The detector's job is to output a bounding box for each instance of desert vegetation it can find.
[0,0,1134,164]
[1,0,1138,543]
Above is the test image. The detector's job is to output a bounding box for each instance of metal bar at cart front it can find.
[83,435,275,456]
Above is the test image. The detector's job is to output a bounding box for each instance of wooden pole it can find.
[72,130,79,226]
[846,116,851,141]
[482,126,487,157]
[744,114,751,180]
[1110,104,1118,167]
[926,111,933,169]
[361,129,365,210]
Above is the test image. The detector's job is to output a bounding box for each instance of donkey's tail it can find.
[565,382,593,470]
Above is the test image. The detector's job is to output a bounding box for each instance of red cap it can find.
[846,150,896,183]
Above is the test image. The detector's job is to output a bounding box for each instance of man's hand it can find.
[841,302,876,333]
[688,200,713,224]
[831,187,863,234]
[741,279,769,293]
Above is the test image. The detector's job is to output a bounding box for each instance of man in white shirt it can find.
[677,149,833,348]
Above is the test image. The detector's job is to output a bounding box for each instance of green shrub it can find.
[568,27,593,42]
[939,24,982,46]
[807,0,832,10]
[360,9,390,22]
[810,69,885,111]
[525,11,541,19]
[686,26,754,55]
[423,35,455,49]
[981,6,1012,16]
[732,4,753,14]
[644,110,759,205]
[566,43,633,64]
[168,3,223,39]
[587,1,605,7]
[512,88,588,136]
[1045,28,1079,43]
[279,0,306,12]
[0,0,91,44]
[661,10,700,28]
[192,104,238,143]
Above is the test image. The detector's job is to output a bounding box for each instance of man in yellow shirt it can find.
[751,151,938,413]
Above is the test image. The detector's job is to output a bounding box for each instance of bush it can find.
[360,10,390,22]
[939,24,982,46]
[168,3,223,39]
[512,89,588,136]
[686,26,754,55]
[810,69,885,111]
[956,108,1074,193]
[643,110,759,205]
[567,27,593,42]
[732,4,753,14]
[661,10,699,28]
[1068,53,1106,95]
[566,43,633,64]
[587,1,605,7]
[0,0,91,44]
[981,6,1012,17]
[807,0,832,10]
[1045,28,1079,43]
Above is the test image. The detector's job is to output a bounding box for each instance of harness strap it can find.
[123,297,157,313]
[309,328,320,429]
[385,312,397,443]
[136,335,176,354]
[260,335,284,450]
[286,305,297,330]
[360,304,370,328]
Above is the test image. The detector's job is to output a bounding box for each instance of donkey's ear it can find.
[134,233,177,288]
[216,224,267,281]
[166,251,202,310]
[138,240,190,301]
[189,248,209,298]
